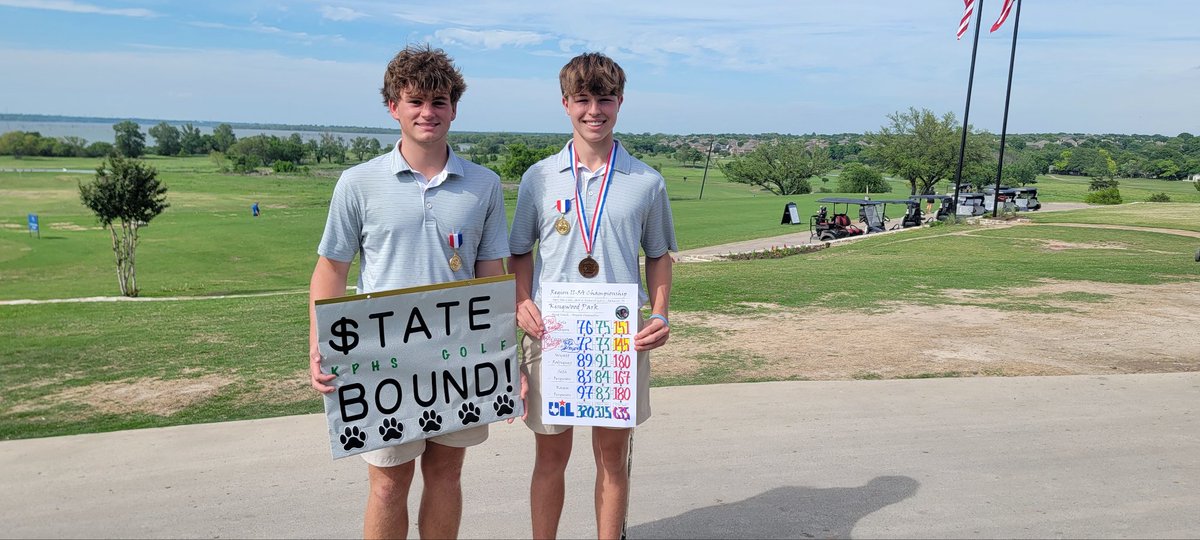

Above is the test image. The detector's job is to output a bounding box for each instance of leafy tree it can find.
[836,163,891,193]
[112,121,146,157]
[0,131,35,157]
[211,123,237,152]
[56,136,89,157]
[148,122,182,156]
[318,132,347,164]
[350,136,383,161]
[1052,150,1071,173]
[305,139,321,163]
[500,143,557,181]
[179,123,207,155]
[673,145,703,166]
[1149,158,1181,180]
[1084,149,1117,180]
[864,107,989,195]
[1000,157,1038,186]
[720,139,832,195]
[86,141,114,157]
[78,155,169,297]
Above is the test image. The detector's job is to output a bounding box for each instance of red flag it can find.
[957,0,975,40]
[990,0,1016,32]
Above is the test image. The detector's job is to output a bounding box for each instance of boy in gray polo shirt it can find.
[509,52,677,539]
[308,45,509,539]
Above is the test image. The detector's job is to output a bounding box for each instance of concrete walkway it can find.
[3,373,1198,539]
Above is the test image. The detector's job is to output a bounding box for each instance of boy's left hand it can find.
[634,317,670,351]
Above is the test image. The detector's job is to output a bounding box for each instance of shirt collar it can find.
[390,139,464,180]
[555,139,631,175]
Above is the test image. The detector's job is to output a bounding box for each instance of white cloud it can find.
[321,5,366,22]
[435,28,550,50]
[0,0,156,17]
[188,21,344,44]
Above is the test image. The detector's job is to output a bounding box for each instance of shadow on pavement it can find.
[627,475,919,539]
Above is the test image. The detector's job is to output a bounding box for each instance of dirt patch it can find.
[653,280,1200,381]
[14,374,235,416]
[239,371,313,406]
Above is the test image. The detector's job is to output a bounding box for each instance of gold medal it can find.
[554,215,571,235]
[578,256,599,278]
[449,252,462,272]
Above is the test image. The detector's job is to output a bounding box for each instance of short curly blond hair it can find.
[559,52,625,98]
[380,44,467,107]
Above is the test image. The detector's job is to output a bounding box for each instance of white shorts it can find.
[360,424,489,467]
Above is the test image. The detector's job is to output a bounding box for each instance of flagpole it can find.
[951,0,985,216]
[991,0,1022,217]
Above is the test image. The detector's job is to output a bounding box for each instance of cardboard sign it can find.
[538,282,640,428]
[315,275,522,459]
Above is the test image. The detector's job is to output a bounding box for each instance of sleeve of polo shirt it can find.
[508,168,541,256]
[316,173,362,263]
[641,176,678,258]
[476,179,511,261]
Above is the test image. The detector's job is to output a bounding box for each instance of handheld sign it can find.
[315,275,522,459]
[538,282,639,428]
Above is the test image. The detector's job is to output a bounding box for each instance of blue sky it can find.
[0,0,1196,135]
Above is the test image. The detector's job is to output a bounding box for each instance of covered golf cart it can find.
[911,194,954,222]
[983,187,1018,214]
[955,192,987,216]
[810,197,894,241]
[1010,187,1041,211]
[877,199,924,228]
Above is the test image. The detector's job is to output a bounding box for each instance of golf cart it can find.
[811,198,878,240]
[810,197,891,241]
[983,187,1018,214]
[955,192,987,217]
[877,199,924,229]
[911,194,954,222]
[1010,187,1041,211]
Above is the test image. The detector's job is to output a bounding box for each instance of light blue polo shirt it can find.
[318,141,510,294]
[509,140,677,306]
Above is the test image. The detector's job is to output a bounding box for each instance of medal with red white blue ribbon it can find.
[569,141,617,278]
[553,199,572,235]
[447,232,463,272]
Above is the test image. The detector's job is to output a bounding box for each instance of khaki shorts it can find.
[361,424,488,467]
[519,332,651,435]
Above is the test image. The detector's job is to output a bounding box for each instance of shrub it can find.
[1146,192,1171,202]
[272,160,298,173]
[1084,187,1123,205]
[719,243,827,260]
[1088,177,1119,191]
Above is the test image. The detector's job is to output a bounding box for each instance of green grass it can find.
[3,154,1200,440]
[1027,202,1200,232]
[671,222,1200,313]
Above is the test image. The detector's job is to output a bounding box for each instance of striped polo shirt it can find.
[317,141,510,294]
[509,140,677,306]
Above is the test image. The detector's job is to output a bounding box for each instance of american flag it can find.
[990,0,1016,32]
[957,0,975,40]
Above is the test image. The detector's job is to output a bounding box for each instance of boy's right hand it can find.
[516,298,545,339]
[309,345,337,394]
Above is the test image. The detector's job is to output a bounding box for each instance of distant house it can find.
[1188,174,1200,182]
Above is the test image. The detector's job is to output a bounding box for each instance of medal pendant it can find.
[578,256,599,278]
[449,252,463,272]
[554,216,571,235]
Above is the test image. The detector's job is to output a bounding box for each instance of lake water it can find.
[0,120,398,147]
